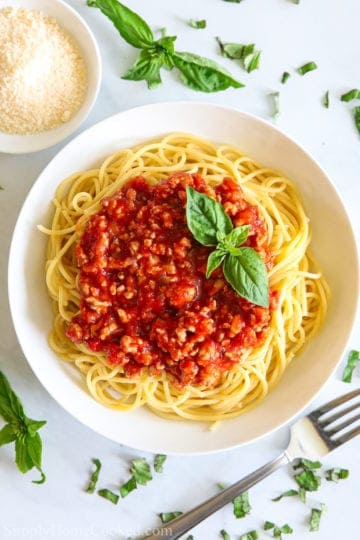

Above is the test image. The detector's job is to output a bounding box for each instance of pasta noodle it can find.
[40,133,329,422]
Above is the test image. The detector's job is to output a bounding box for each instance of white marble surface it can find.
[0,0,359,538]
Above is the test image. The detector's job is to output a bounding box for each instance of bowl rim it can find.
[0,0,102,154]
[7,101,360,454]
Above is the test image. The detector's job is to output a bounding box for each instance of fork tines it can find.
[308,388,360,448]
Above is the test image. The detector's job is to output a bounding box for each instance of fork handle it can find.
[141,452,290,540]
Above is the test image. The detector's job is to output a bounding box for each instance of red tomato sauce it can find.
[66,173,276,388]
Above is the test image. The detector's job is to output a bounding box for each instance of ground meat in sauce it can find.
[66,173,276,388]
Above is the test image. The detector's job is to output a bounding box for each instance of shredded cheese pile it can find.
[0,7,88,135]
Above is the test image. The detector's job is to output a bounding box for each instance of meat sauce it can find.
[66,173,276,388]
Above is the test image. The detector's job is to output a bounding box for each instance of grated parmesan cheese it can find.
[0,7,88,134]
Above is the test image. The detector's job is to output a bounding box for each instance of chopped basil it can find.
[299,487,306,503]
[272,489,298,501]
[233,491,251,518]
[240,531,259,540]
[293,459,322,470]
[281,71,290,84]
[264,522,293,538]
[325,468,349,482]
[269,91,280,120]
[297,61,318,75]
[131,458,152,485]
[97,488,119,504]
[294,470,321,491]
[173,51,244,92]
[290,0,300,4]
[323,90,330,108]
[0,370,46,483]
[309,503,326,532]
[216,38,261,73]
[217,481,228,490]
[159,511,183,523]
[220,530,230,540]
[154,454,167,473]
[186,536,194,540]
[341,89,360,102]
[86,458,102,493]
[354,106,360,135]
[120,475,137,497]
[342,349,359,382]
[188,19,206,29]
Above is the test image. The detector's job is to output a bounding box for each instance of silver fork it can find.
[142,388,360,540]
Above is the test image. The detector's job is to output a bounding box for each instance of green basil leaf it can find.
[156,35,177,56]
[341,89,360,102]
[25,432,43,471]
[154,453,167,473]
[240,531,259,540]
[25,419,47,436]
[120,475,137,497]
[122,49,163,89]
[173,52,244,92]
[217,481,228,490]
[342,349,360,382]
[354,106,360,135]
[223,250,269,307]
[88,0,154,49]
[186,187,233,246]
[131,458,152,485]
[206,249,226,278]
[0,370,27,423]
[233,491,251,518]
[281,71,290,84]
[272,489,298,502]
[264,521,275,531]
[98,488,119,504]
[224,225,250,248]
[297,61,318,75]
[0,423,16,446]
[86,458,102,493]
[189,19,207,29]
[220,530,230,540]
[15,436,35,473]
[323,90,330,108]
[159,512,183,523]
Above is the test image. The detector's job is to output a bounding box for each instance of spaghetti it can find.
[40,133,328,422]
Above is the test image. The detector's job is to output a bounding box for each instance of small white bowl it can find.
[0,0,101,154]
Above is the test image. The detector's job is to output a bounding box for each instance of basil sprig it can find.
[0,370,46,483]
[186,187,269,307]
[88,0,243,92]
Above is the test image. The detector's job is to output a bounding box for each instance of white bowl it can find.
[0,0,101,154]
[8,102,359,454]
